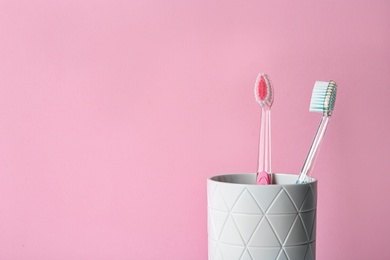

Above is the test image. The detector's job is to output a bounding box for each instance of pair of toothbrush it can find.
[297,80,337,184]
[254,73,274,185]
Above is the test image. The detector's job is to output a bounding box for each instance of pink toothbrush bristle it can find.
[259,76,267,101]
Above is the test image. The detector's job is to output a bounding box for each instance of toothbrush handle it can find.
[257,108,271,181]
[297,116,330,183]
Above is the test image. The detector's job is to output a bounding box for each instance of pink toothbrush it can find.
[254,73,274,185]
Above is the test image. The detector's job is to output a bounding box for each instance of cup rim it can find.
[208,173,317,187]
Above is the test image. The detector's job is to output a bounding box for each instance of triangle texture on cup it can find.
[285,217,309,246]
[219,216,244,245]
[240,249,253,260]
[283,185,309,210]
[231,189,262,214]
[210,209,229,240]
[267,214,297,244]
[300,210,316,241]
[213,247,224,260]
[232,213,263,244]
[284,244,309,260]
[276,249,288,260]
[247,185,281,213]
[248,247,280,260]
[219,244,245,260]
[218,184,246,210]
[249,218,280,247]
[300,187,316,211]
[210,187,228,211]
[268,190,297,214]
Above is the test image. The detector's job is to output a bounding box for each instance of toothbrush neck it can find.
[258,108,271,174]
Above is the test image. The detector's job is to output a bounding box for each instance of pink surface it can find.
[1,0,390,259]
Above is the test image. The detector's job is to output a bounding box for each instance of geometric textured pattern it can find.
[208,174,317,260]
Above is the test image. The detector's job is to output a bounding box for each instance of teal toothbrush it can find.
[297,80,337,184]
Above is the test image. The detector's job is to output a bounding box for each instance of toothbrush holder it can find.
[207,173,317,260]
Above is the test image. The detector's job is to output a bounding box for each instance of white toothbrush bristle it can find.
[309,80,337,115]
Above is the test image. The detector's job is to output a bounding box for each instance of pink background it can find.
[1,0,389,259]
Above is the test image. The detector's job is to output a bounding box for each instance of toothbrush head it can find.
[309,80,337,116]
[254,73,274,108]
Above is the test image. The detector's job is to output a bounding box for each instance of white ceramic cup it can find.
[207,173,317,260]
